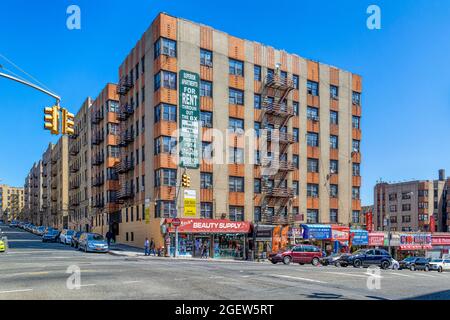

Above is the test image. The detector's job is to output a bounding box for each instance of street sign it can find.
[172,218,181,227]
[179,70,200,169]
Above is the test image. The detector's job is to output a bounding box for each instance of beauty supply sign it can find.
[179,70,200,169]
[165,218,251,234]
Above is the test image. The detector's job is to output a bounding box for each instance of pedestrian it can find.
[150,238,156,256]
[106,231,112,248]
[201,242,208,259]
[144,237,150,256]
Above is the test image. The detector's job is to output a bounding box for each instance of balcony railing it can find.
[262,187,295,198]
[92,154,105,166]
[92,176,105,187]
[262,102,294,117]
[92,199,105,208]
[91,133,105,145]
[266,131,296,144]
[69,144,80,156]
[117,104,134,121]
[264,74,295,91]
[260,159,295,171]
[70,162,80,173]
[91,112,104,124]
[116,76,133,96]
[119,130,135,146]
[117,186,134,200]
[70,180,80,190]
[115,160,134,174]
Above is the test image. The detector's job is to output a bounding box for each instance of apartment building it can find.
[0,184,24,221]
[374,170,448,232]
[24,161,43,225]
[68,98,92,231]
[41,143,54,226]
[112,13,363,247]
[50,136,69,229]
[90,84,121,236]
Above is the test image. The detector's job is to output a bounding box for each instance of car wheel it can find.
[283,256,291,265]
[335,261,341,267]
[312,257,320,266]
[353,259,362,268]
[381,260,390,270]
[393,264,399,270]
[425,265,430,272]
[438,267,443,273]
[271,261,277,264]
[410,265,416,271]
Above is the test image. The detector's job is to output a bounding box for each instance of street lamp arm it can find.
[0,71,61,104]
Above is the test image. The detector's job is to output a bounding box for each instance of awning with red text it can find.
[164,218,251,234]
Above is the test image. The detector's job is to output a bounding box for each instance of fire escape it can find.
[259,68,295,225]
[115,75,135,206]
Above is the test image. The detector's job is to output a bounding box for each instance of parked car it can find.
[78,233,109,253]
[407,257,430,271]
[59,229,75,245]
[429,258,450,273]
[347,249,392,269]
[268,244,323,266]
[0,239,5,252]
[399,257,417,270]
[42,230,61,243]
[389,258,400,270]
[71,231,83,248]
[9,221,18,227]
[35,226,46,236]
[320,253,351,267]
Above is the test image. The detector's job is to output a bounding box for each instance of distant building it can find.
[0,184,24,221]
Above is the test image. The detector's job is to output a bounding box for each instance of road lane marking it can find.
[270,274,326,284]
[325,271,374,278]
[388,272,414,278]
[80,284,96,287]
[122,281,142,284]
[0,289,33,294]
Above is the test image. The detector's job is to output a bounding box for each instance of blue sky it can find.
[1,0,449,206]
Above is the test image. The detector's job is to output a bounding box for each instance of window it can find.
[330,85,339,99]
[293,155,299,169]
[402,192,412,200]
[330,185,338,198]
[352,187,360,200]
[267,68,274,79]
[293,181,299,195]
[254,179,261,194]
[352,140,360,153]
[200,172,213,189]
[307,209,319,223]
[352,91,361,105]
[229,59,244,76]
[418,190,429,197]
[330,111,339,125]
[402,215,411,223]
[154,104,177,123]
[254,122,261,138]
[307,132,319,147]
[352,211,360,223]
[293,128,299,142]
[390,216,397,223]
[229,147,244,164]
[154,71,177,91]
[352,163,360,176]
[293,101,299,116]
[254,94,261,109]
[307,184,319,198]
[201,202,213,218]
[293,74,299,90]
[108,146,120,158]
[229,206,244,221]
[352,116,360,129]
[154,136,177,155]
[307,106,319,121]
[229,176,244,192]
[200,80,213,97]
[229,117,244,133]
[389,193,397,201]
[154,37,177,58]
[155,200,176,218]
[330,209,338,223]
[202,142,213,160]
[254,65,262,81]
[109,100,119,113]
[330,135,339,149]
[200,111,213,128]
[402,204,411,212]
[155,169,177,187]
[229,88,244,105]
[200,49,213,67]
[307,80,319,96]
[307,158,319,173]
[330,160,339,174]
[254,207,261,222]
[390,205,397,212]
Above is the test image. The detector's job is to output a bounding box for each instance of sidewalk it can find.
[108,244,270,264]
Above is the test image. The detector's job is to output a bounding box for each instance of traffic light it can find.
[181,173,191,188]
[44,106,59,135]
[61,108,75,135]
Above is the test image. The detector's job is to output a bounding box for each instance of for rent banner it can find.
[179,70,200,169]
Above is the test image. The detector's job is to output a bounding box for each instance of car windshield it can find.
[353,250,366,255]
[431,259,442,263]
[403,257,416,262]
[88,234,104,241]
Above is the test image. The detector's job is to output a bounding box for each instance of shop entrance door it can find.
[193,236,210,258]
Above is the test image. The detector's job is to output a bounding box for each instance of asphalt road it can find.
[1,224,450,300]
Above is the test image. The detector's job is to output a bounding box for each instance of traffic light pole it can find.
[0,71,60,105]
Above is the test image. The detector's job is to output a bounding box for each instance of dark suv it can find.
[348,249,392,269]
[407,257,430,271]
[269,245,323,266]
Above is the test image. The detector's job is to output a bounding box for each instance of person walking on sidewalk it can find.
[106,231,113,248]
[144,238,150,256]
[201,242,208,259]
[150,238,156,256]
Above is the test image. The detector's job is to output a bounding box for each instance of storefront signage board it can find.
[183,190,197,217]
[165,218,251,234]
[301,224,332,240]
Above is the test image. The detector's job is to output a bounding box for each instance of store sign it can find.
[302,224,332,240]
[165,218,251,234]
[183,190,197,217]
[272,226,281,253]
[144,198,151,224]
[350,230,369,246]
[369,232,385,246]
[179,70,200,169]
[432,235,450,246]
[366,211,373,232]
[332,225,350,242]
[288,228,302,239]
[255,226,273,239]
[400,233,432,246]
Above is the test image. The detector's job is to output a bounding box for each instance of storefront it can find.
[349,229,369,252]
[301,224,332,252]
[252,225,274,260]
[163,218,251,260]
[396,233,432,260]
[429,234,450,259]
[368,232,385,248]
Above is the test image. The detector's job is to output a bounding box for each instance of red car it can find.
[269,245,323,266]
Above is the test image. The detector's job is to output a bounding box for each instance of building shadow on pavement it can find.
[407,290,450,300]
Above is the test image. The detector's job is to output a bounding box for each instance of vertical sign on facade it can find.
[145,198,150,224]
[179,70,200,169]
[183,190,197,217]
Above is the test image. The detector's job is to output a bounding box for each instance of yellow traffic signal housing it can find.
[44,106,59,135]
[61,108,75,135]
[181,173,191,188]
